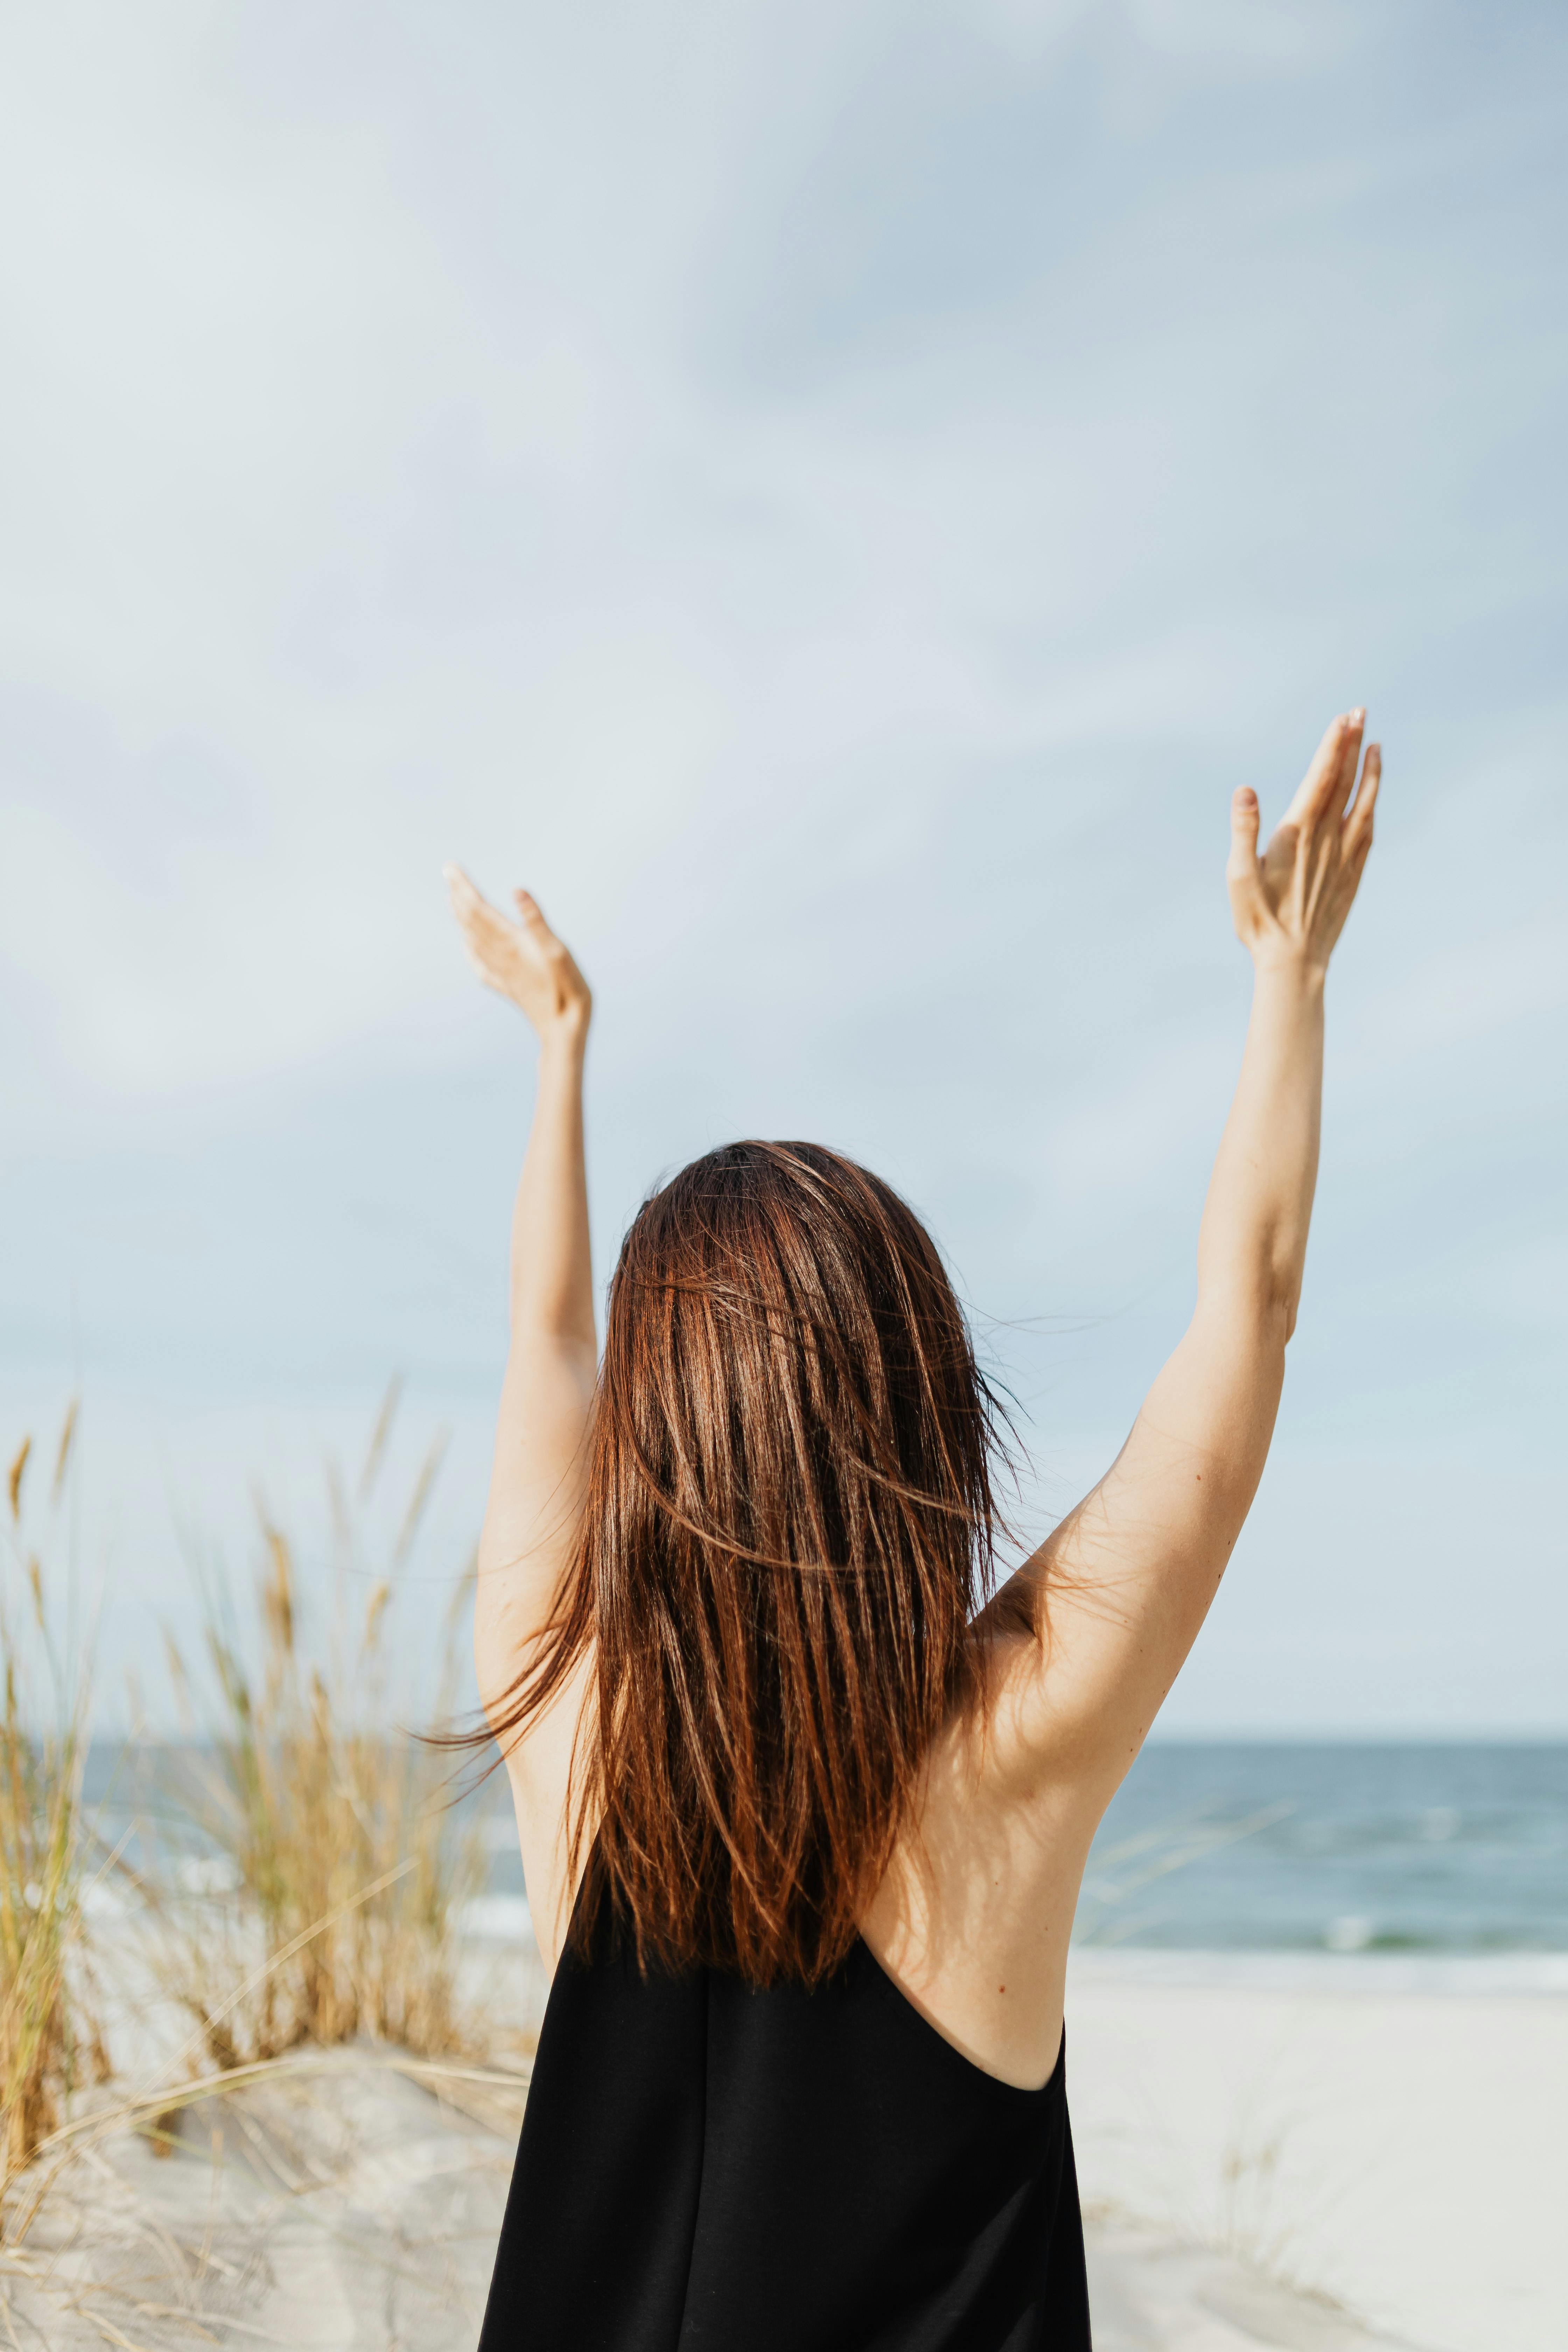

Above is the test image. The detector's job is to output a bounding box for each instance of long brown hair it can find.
[490,1141,1011,1986]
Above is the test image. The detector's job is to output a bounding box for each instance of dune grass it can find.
[150,1381,488,2073]
[0,1406,106,2224]
[3,1382,503,2283]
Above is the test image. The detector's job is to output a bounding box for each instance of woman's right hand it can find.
[444,866,593,1047]
[1227,710,1380,976]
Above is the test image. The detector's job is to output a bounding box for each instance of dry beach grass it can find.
[0,1391,536,2345]
[1,1405,108,2205]
[145,1385,484,2072]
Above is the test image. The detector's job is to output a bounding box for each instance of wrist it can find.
[1250,951,1327,1001]
[536,1013,589,1066]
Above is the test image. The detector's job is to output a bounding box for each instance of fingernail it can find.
[1349,707,1365,725]
[1236,788,1257,805]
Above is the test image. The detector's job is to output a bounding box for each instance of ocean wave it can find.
[1066,1945,1568,1995]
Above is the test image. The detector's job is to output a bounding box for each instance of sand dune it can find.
[4,1938,1559,2350]
[2,2056,1424,2352]
[2,2051,520,2350]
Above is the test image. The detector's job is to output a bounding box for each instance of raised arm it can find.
[443,869,596,1750]
[999,711,1381,1792]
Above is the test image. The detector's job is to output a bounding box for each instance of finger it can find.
[1225,787,1266,919]
[1225,786,1261,875]
[514,888,559,931]
[1286,711,1363,825]
[1330,708,1366,816]
[450,892,498,948]
[1282,716,1345,822]
[514,889,565,953]
[445,867,516,978]
[1343,742,1381,847]
[443,862,490,916]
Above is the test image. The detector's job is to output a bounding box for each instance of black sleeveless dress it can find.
[477,1882,1091,2352]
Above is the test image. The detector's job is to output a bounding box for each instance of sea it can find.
[1075,1741,1568,1975]
[85,1740,1568,1981]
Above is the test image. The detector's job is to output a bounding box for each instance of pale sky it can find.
[2,2,1564,1732]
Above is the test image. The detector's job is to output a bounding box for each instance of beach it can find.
[10,1737,1561,2350]
[5,1926,1562,2351]
[1069,1951,1568,2351]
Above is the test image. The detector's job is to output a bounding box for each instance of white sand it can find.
[1,2047,526,2350]
[5,1934,1560,2348]
[1067,1951,1568,2352]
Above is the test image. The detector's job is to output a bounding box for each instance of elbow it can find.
[1197,1266,1300,1351]
[1256,1240,1304,1344]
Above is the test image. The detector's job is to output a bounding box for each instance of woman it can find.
[446,711,1380,2352]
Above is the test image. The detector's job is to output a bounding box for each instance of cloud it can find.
[1,1,1565,1726]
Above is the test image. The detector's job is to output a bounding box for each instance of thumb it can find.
[1226,787,1261,877]
[1226,787,1266,923]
